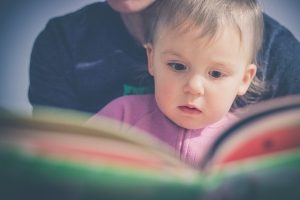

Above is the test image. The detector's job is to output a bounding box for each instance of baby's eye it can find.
[208,70,224,78]
[168,63,187,71]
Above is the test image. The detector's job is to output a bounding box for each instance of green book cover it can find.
[0,96,300,200]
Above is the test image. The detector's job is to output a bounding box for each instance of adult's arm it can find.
[28,19,80,113]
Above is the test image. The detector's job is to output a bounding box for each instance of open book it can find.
[0,96,300,200]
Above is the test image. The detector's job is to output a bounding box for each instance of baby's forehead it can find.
[154,20,254,62]
[156,19,244,44]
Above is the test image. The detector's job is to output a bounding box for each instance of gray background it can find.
[0,0,299,114]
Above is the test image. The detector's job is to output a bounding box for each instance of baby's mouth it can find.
[178,105,202,114]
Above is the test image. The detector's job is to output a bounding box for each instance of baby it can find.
[91,0,264,167]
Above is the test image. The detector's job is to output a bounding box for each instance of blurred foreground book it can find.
[1,96,300,200]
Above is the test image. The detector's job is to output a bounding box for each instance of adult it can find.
[28,0,300,115]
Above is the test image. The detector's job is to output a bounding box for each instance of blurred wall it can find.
[260,0,300,40]
[0,0,299,114]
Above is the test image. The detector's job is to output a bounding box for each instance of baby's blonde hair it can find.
[143,0,265,109]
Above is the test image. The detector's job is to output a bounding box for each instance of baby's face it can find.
[146,25,256,129]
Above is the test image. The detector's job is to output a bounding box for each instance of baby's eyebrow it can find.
[208,58,238,69]
[161,49,181,57]
[210,62,230,68]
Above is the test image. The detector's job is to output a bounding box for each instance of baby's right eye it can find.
[168,63,187,71]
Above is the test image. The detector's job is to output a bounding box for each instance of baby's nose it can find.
[184,75,205,95]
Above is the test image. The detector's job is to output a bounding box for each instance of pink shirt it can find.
[93,95,237,167]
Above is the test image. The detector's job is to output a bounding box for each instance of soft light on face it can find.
[107,0,155,13]
[146,24,256,129]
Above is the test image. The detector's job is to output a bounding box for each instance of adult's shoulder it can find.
[31,1,123,68]
[261,13,300,63]
[45,2,118,32]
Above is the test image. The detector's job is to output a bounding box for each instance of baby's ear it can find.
[144,43,154,76]
[238,64,257,96]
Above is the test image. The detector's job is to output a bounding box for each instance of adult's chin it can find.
[107,0,155,13]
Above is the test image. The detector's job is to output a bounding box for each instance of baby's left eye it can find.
[208,70,224,78]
